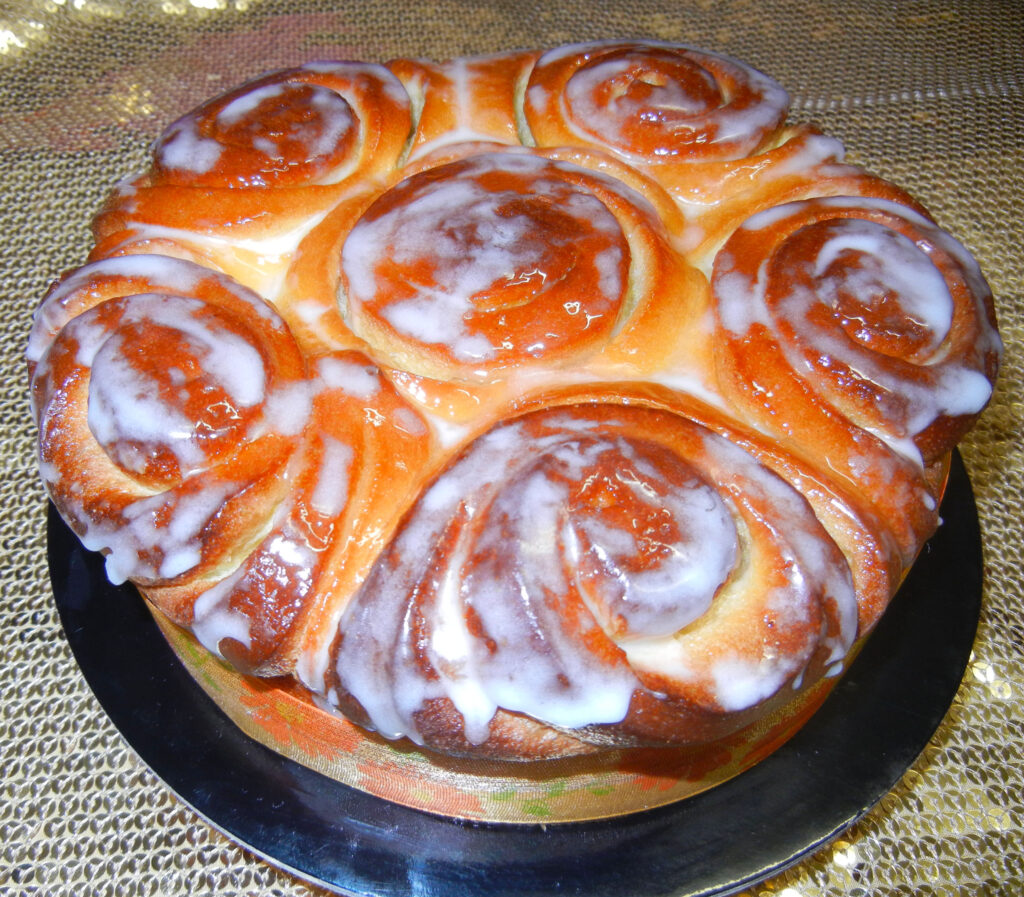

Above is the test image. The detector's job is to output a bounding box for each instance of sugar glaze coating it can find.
[30,42,1000,760]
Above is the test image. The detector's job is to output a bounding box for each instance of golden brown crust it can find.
[28,42,1000,762]
[710,194,1000,562]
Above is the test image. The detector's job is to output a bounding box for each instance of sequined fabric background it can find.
[2,1,1022,894]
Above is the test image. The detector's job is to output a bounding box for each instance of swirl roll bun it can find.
[29,43,1000,780]
[342,149,659,380]
[326,403,857,758]
[91,62,414,299]
[278,140,713,425]
[712,196,1000,559]
[523,41,851,256]
[29,256,307,585]
[29,256,431,675]
[150,60,412,189]
[525,42,788,162]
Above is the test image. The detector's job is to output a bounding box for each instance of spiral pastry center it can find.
[778,218,953,362]
[565,439,737,640]
[527,43,790,164]
[155,81,358,186]
[83,293,268,484]
[566,50,724,146]
[713,195,999,498]
[341,152,629,374]
[217,82,355,159]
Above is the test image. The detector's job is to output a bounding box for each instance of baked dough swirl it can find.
[28,42,1000,763]
[28,255,307,589]
[525,41,789,162]
[327,402,857,758]
[91,62,413,300]
[28,255,430,675]
[151,60,413,189]
[523,41,849,258]
[712,196,1000,560]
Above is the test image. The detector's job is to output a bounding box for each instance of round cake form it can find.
[28,41,1000,812]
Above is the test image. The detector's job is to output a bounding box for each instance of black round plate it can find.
[48,452,982,897]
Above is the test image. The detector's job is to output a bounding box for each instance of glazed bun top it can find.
[28,42,1000,760]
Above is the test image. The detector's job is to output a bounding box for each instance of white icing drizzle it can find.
[645,368,731,411]
[535,41,789,162]
[709,657,791,713]
[334,416,651,743]
[191,567,253,658]
[342,151,626,363]
[216,82,290,125]
[255,380,314,438]
[68,292,267,479]
[676,131,845,233]
[421,409,475,449]
[296,614,338,695]
[407,59,506,159]
[155,78,357,181]
[108,208,336,303]
[299,59,412,108]
[316,355,381,398]
[713,432,857,658]
[451,56,472,131]
[80,480,237,585]
[716,196,998,454]
[811,218,953,351]
[87,333,207,477]
[153,119,223,175]
[28,255,207,364]
[392,405,429,437]
[568,451,738,639]
[28,254,342,596]
[310,436,353,518]
[623,430,858,710]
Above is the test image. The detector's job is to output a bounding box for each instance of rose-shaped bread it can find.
[523,41,851,256]
[90,61,413,300]
[28,255,431,676]
[711,196,1000,562]
[29,43,1000,769]
[323,401,859,759]
[282,140,711,425]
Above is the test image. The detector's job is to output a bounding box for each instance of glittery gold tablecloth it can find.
[2,1,1022,894]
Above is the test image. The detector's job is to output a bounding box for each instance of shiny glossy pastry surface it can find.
[28,42,1001,761]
